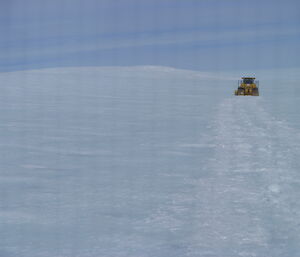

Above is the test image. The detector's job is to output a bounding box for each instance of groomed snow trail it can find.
[188,96,300,256]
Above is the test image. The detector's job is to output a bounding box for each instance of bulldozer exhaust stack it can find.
[235,77,259,96]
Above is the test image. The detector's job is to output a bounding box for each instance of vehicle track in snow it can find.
[189,96,300,257]
[139,95,300,257]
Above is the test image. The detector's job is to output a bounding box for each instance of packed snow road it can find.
[0,67,299,257]
[187,96,300,256]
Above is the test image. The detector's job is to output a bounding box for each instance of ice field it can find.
[0,66,300,257]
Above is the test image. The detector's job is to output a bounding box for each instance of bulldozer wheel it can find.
[252,88,259,96]
[237,88,244,95]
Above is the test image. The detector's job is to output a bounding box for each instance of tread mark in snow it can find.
[190,97,300,256]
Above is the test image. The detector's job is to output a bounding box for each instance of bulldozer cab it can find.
[242,77,255,84]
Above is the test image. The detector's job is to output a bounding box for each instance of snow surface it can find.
[0,66,300,257]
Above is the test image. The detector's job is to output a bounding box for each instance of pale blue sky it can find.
[0,0,299,72]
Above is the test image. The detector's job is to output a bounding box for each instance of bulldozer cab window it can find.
[243,78,254,84]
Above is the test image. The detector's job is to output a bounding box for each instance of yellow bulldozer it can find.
[235,77,259,96]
